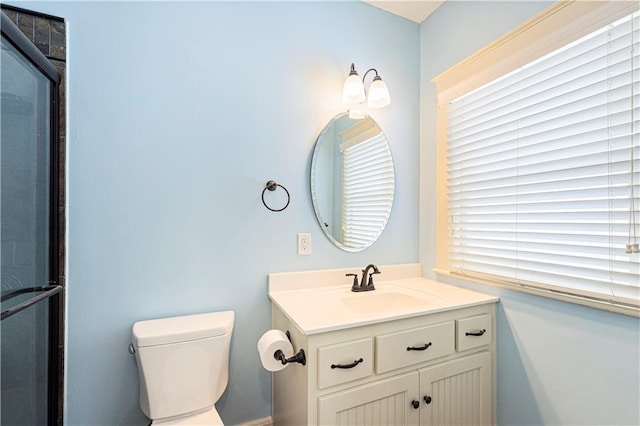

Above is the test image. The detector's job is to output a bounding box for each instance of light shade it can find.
[367,76,391,108]
[342,63,391,110]
[342,64,366,105]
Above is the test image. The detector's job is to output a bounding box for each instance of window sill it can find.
[433,268,640,318]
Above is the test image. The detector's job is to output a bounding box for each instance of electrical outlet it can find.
[298,233,312,255]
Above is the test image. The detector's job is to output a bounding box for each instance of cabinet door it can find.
[419,351,492,426]
[318,372,420,426]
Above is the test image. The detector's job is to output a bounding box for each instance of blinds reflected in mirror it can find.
[341,128,395,249]
[447,11,639,307]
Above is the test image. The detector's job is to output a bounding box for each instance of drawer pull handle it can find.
[406,342,432,351]
[465,329,486,337]
[331,358,363,369]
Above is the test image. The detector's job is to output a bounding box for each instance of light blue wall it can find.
[12,1,419,424]
[419,2,640,425]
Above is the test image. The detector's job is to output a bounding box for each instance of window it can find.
[433,1,639,315]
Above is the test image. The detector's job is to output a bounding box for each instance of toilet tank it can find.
[132,311,234,420]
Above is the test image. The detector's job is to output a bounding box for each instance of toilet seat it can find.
[151,407,223,425]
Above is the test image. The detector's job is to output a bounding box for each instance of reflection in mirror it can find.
[310,113,395,252]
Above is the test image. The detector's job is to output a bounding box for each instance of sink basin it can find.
[332,285,441,314]
[340,290,430,313]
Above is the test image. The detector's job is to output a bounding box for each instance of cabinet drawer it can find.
[456,314,492,352]
[375,322,454,374]
[317,338,373,389]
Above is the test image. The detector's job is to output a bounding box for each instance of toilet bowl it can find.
[131,311,234,425]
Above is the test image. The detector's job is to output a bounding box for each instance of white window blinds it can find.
[447,11,640,307]
[341,132,395,249]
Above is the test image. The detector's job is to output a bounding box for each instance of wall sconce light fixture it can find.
[342,63,391,113]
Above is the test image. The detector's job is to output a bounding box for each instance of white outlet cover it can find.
[298,233,312,255]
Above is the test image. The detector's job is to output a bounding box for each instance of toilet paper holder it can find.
[274,330,306,366]
[274,348,306,366]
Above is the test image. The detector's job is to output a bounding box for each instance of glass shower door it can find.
[1,13,62,426]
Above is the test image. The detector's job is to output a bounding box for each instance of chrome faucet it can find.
[346,264,380,292]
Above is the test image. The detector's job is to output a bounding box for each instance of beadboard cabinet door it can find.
[418,351,492,426]
[318,372,420,426]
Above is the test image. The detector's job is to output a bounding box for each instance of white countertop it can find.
[268,264,499,334]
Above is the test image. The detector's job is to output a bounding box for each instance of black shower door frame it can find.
[1,11,64,426]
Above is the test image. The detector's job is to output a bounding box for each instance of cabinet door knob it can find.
[411,400,420,409]
[424,395,432,404]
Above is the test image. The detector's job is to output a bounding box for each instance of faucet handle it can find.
[346,273,359,291]
[367,270,381,287]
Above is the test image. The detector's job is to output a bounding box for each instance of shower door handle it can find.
[0,285,63,321]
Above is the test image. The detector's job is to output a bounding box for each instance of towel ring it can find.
[262,180,290,212]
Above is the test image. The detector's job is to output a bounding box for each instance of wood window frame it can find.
[431,0,640,317]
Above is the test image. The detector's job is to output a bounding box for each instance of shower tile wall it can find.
[1,96,41,293]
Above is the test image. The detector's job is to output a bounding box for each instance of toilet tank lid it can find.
[132,311,234,347]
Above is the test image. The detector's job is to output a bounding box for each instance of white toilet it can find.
[131,311,234,425]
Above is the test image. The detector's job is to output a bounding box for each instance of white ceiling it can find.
[364,0,445,23]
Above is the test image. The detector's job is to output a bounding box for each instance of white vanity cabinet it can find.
[272,302,496,426]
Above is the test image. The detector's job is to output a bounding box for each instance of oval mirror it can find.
[310,113,395,252]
